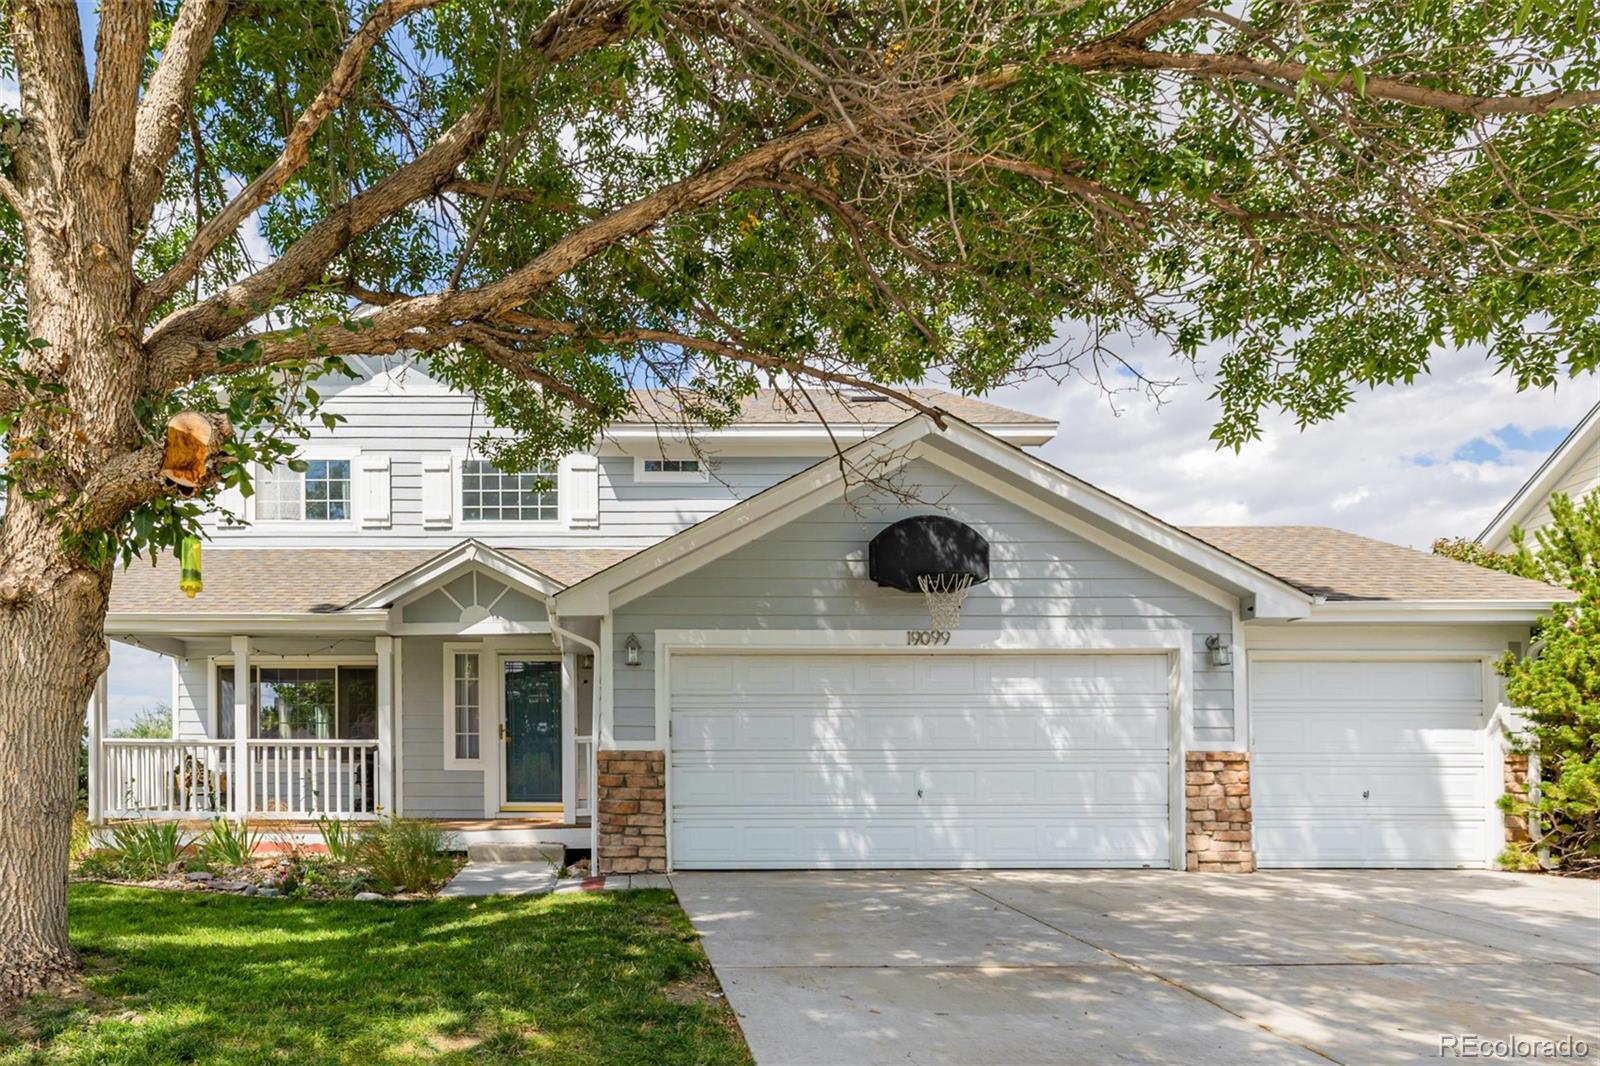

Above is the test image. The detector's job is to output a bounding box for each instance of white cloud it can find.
[106,644,171,734]
[989,347,1598,549]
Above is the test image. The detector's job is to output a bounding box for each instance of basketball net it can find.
[916,573,976,631]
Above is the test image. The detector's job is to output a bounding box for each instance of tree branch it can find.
[138,0,445,315]
[1072,46,1600,116]
[10,0,91,185]
[142,0,636,342]
[74,413,233,533]
[128,0,230,230]
[83,0,152,175]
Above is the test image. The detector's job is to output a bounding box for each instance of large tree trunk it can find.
[0,523,110,998]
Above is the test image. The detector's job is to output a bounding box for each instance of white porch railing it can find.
[101,738,380,820]
[575,735,595,819]
[248,740,380,819]
[104,739,238,818]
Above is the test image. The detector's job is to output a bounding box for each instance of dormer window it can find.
[461,459,558,522]
[257,460,351,521]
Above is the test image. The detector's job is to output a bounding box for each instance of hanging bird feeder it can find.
[179,536,204,599]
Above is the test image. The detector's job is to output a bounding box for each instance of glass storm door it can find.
[503,660,561,805]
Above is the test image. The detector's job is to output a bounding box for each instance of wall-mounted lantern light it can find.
[1204,634,1232,667]
[624,633,642,667]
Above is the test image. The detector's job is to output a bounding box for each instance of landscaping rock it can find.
[353,892,386,902]
[243,885,259,896]
[184,871,214,883]
[259,888,280,898]
[218,880,250,893]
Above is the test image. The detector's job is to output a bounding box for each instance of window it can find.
[257,460,351,521]
[461,459,557,522]
[643,458,699,474]
[634,455,709,482]
[217,665,376,739]
[445,649,482,767]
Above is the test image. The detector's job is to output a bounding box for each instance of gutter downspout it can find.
[548,601,602,861]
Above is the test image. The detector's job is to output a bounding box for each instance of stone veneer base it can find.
[595,750,667,875]
[1185,751,1254,872]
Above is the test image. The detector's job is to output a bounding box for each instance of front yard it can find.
[0,884,750,1065]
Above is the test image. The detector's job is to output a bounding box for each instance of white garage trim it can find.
[654,627,1194,871]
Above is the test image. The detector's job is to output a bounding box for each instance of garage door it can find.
[669,652,1172,869]
[1252,659,1489,868]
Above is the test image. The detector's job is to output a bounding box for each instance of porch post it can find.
[231,635,250,820]
[560,652,576,823]
[85,660,107,824]
[376,635,394,814]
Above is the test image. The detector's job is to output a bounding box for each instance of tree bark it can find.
[0,553,109,999]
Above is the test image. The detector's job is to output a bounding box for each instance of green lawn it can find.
[1,884,751,1065]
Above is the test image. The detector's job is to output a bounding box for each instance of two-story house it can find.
[90,359,1571,875]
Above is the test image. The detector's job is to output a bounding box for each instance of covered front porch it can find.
[88,627,596,840]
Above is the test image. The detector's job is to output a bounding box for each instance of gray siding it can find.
[615,459,1236,745]
[399,636,485,818]
[173,657,209,739]
[197,359,813,549]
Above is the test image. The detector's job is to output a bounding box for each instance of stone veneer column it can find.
[1185,751,1254,872]
[595,750,667,874]
[1503,752,1533,849]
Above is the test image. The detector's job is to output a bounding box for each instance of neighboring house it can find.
[1478,401,1600,553]
[88,360,1572,875]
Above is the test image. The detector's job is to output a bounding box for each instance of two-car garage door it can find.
[669,652,1172,869]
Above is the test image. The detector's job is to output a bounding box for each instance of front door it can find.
[503,659,561,807]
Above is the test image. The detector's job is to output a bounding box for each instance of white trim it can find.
[376,636,394,812]
[632,454,711,484]
[561,653,577,823]
[1478,402,1600,549]
[393,637,406,815]
[250,453,360,530]
[457,456,564,533]
[348,539,565,610]
[1229,609,1249,750]
[108,612,389,636]
[441,642,485,773]
[649,626,1194,872]
[1302,600,1562,624]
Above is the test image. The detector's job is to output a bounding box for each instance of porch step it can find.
[466,843,566,864]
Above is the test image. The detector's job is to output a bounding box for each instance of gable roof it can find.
[108,545,636,616]
[1189,526,1575,603]
[555,414,1314,620]
[620,388,1054,428]
[1478,402,1600,548]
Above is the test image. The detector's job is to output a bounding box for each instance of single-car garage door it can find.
[668,652,1172,869]
[1252,659,1489,868]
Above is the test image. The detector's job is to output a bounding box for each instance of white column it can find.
[376,635,394,814]
[392,637,405,815]
[86,662,107,824]
[231,635,250,820]
[560,652,576,824]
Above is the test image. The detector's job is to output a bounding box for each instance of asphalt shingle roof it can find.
[108,547,638,614]
[620,388,1054,426]
[1187,525,1573,603]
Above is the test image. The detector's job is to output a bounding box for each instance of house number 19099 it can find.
[906,630,952,646]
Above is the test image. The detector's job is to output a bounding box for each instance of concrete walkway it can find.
[437,863,556,897]
[673,870,1600,1065]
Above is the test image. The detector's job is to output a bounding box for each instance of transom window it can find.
[461,459,557,522]
[643,458,699,474]
[257,460,351,521]
[217,665,376,739]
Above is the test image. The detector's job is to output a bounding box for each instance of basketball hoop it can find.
[917,572,976,632]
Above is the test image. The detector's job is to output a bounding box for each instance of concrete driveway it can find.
[672,870,1600,1065]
